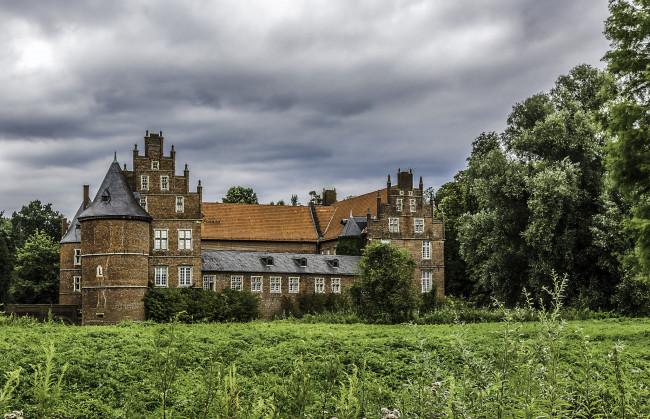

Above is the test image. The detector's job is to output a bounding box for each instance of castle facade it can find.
[59,132,444,323]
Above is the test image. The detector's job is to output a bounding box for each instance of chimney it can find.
[197,180,203,213]
[376,191,382,220]
[133,143,138,161]
[366,207,371,225]
[61,218,67,239]
[419,176,423,192]
[322,189,337,206]
[386,174,391,205]
[83,185,90,209]
[397,168,413,190]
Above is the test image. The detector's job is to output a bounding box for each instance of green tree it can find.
[290,194,300,206]
[0,213,12,304]
[334,236,365,256]
[10,200,64,249]
[222,186,258,204]
[308,191,322,205]
[604,0,650,279]
[349,242,418,323]
[10,230,60,304]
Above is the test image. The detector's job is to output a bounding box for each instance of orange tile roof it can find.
[202,203,335,242]
[321,188,387,241]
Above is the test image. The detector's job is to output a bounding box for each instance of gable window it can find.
[178,266,192,287]
[331,278,341,293]
[410,199,416,212]
[152,161,159,170]
[414,219,424,233]
[315,278,325,293]
[231,275,243,291]
[422,241,431,260]
[178,229,192,250]
[140,196,147,211]
[270,277,281,293]
[396,198,403,212]
[154,229,168,250]
[155,266,168,287]
[73,276,81,292]
[176,196,184,213]
[203,275,215,291]
[161,176,169,191]
[251,276,262,293]
[141,175,149,190]
[74,249,81,265]
[422,271,432,293]
[389,218,399,233]
[289,277,300,293]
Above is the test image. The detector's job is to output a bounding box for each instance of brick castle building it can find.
[59,131,444,323]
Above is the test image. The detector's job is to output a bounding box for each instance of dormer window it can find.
[327,259,339,268]
[101,188,111,202]
[152,161,159,170]
[294,257,307,267]
[261,256,274,266]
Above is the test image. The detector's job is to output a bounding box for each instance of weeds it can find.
[31,342,68,419]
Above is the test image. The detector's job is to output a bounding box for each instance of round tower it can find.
[77,160,152,324]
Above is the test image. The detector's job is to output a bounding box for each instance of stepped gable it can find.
[202,249,360,275]
[321,188,387,241]
[78,161,152,221]
[202,203,335,242]
[60,202,87,244]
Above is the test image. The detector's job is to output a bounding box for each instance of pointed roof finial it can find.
[113,151,117,163]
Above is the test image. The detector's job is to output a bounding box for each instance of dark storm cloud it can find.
[0,0,612,215]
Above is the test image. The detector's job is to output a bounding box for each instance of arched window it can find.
[96,265,103,277]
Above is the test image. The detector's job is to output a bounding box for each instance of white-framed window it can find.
[140,196,147,211]
[176,196,184,213]
[414,218,424,233]
[154,229,168,250]
[389,218,399,233]
[410,199,416,212]
[315,278,325,293]
[380,239,391,244]
[73,276,81,292]
[422,271,432,293]
[203,275,215,291]
[74,249,81,265]
[152,161,159,170]
[178,266,192,287]
[155,266,168,287]
[396,198,403,212]
[270,277,281,293]
[331,278,341,293]
[141,175,149,190]
[251,276,262,293]
[178,229,192,250]
[408,190,413,196]
[289,277,300,293]
[96,265,103,277]
[161,176,169,191]
[422,241,431,260]
[231,275,243,291]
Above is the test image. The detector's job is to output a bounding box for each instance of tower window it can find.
[176,196,184,213]
[178,229,192,250]
[73,276,81,292]
[422,241,431,260]
[152,161,159,170]
[141,175,149,190]
[74,249,81,265]
[396,198,403,212]
[389,218,399,233]
[161,176,169,191]
[154,229,168,250]
[96,265,103,277]
[410,199,416,212]
[140,196,147,211]
[414,218,424,233]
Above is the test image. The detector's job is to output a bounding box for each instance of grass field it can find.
[1,315,649,418]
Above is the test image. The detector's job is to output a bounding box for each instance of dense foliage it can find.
[143,286,259,323]
[0,315,648,418]
[334,235,365,256]
[9,230,60,304]
[222,186,259,204]
[349,243,419,323]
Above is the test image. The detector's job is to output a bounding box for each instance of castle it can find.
[59,131,444,323]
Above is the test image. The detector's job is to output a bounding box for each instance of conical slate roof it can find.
[60,201,87,244]
[78,161,152,221]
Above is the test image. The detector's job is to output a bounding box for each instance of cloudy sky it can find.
[1,1,611,218]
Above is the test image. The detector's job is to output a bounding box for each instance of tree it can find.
[308,191,322,205]
[10,230,60,304]
[10,200,64,249]
[349,243,418,323]
[335,236,365,256]
[222,186,258,204]
[290,194,300,206]
[0,213,12,304]
[604,0,650,279]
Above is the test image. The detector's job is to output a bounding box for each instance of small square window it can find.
[155,266,168,287]
[251,276,262,293]
[289,277,300,293]
[270,277,281,293]
[203,275,215,291]
[152,161,159,170]
[315,278,325,293]
[231,275,243,291]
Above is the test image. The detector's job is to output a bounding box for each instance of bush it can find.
[143,286,259,323]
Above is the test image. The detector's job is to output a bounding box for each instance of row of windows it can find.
[395,198,417,213]
[154,266,193,287]
[223,275,342,294]
[139,196,184,213]
[376,240,432,260]
[388,218,425,233]
[140,175,169,191]
[153,229,193,250]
